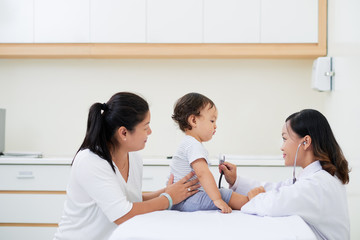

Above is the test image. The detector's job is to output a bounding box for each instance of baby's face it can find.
[195,104,217,142]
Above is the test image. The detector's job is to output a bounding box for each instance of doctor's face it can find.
[280,122,302,166]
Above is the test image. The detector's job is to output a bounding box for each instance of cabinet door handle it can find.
[16,171,35,179]
[143,177,154,180]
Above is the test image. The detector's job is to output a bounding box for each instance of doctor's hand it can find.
[219,162,237,187]
[165,172,200,205]
[248,186,265,200]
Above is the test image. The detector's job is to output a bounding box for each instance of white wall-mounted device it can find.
[0,109,5,154]
[311,57,334,92]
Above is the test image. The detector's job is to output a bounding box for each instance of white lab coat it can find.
[231,161,350,240]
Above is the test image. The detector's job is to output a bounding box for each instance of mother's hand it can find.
[165,172,200,205]
[219,162,237,187]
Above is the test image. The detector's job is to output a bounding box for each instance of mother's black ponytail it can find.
[286,109,350,184]
[73,92,149,172]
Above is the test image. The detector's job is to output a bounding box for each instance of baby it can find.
[169,92,249,213]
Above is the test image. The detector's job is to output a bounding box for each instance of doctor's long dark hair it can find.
[73,92,149,173]
[286,109,350,184]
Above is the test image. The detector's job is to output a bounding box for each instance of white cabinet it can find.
[34,0,90,43]
[0,165,71,190]
[142,165,170,191]
[0,0,321,45]
[0,194,66,223]
[147,0,203,43]
[0,227,58,240]
[146,0,319,43]
[204,0,261,43]
[0,0,33,43]
[0,157,294,240]
[261,0,318,43]
[90,0,146,43]
[0,159,71,240]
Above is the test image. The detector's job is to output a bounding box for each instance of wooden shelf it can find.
[0,0,326,59]
[0,223,58,227]
[0,42,326,59]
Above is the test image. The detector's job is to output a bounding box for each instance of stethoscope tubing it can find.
[293,143,303,184]
[218,172,224,188]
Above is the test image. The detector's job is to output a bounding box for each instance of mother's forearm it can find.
[142,188,165,201]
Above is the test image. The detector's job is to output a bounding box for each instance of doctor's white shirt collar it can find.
[297,160,322,179]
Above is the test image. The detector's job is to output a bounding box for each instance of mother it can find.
[54,92,199,240]
[220,109,350,240]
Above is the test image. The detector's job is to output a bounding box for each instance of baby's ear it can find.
[187,115,197,128]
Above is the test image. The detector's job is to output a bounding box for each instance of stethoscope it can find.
[293,141,306,184]
[218,155,225,188]
[218,143,304,187]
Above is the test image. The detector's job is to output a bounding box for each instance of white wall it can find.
[326,0,360,239]
[0,59,326,158]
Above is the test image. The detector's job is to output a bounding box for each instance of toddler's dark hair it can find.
[172,92,215,132]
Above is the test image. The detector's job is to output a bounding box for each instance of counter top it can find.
[0,156,72,165]
[0,155,284,166]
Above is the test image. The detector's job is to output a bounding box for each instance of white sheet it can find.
[109,210,317,240]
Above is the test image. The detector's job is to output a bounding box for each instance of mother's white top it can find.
[232,161,350,240]
[54,149,143,240]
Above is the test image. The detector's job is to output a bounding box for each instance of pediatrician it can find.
[54,92,199,240]
[220,109,350,240]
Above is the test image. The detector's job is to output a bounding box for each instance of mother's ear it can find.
[116,126,128,142]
